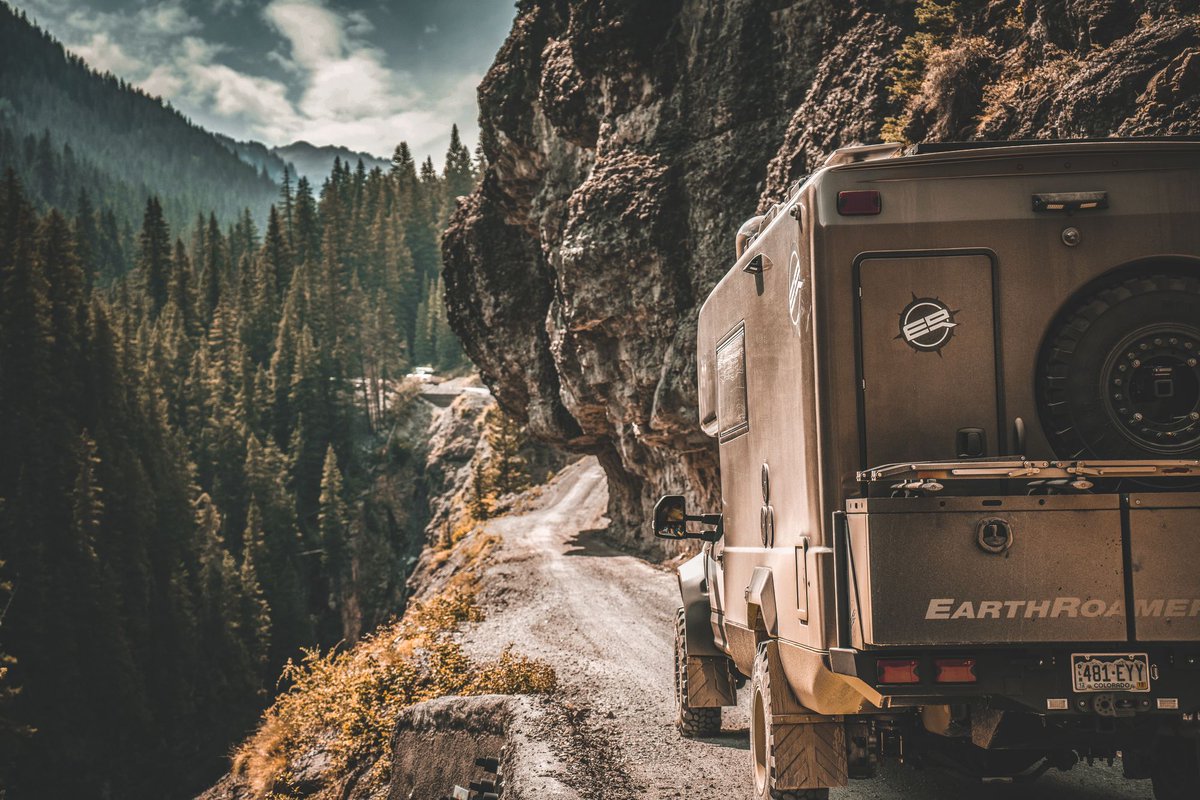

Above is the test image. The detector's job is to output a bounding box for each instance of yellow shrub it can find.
[233,566,553,798]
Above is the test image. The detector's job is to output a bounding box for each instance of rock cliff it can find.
[443,0,1200,549]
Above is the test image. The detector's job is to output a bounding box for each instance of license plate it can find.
[1071,653,1151,693]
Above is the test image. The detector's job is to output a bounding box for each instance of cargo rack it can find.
[858,458,1200,486]
[905,136,1200,155]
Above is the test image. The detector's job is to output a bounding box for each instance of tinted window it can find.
[717,324,748,442]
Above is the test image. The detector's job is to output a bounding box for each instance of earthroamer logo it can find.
[897,295,958,352]
[926,597,1200,620]
[787,251,804,327]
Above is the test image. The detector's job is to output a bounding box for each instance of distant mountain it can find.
[214,132,294,184]
[273,140,391,183]
[0,2,277,230]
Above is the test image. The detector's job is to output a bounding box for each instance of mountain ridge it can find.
[271,140,393,183]
[0,1,277,230]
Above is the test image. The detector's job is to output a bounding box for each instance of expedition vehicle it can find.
[655,138,1200,799]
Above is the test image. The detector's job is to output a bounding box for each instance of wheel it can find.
[1039,272,1200,460]
[749,644,831,800]
[1151,735,1200,800]
[674,608,721,737]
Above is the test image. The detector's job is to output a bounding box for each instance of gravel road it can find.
[463,457,1154,800]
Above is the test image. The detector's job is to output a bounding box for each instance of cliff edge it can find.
[442,0,1200,549]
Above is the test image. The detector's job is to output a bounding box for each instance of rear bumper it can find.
[829,644,1200,715]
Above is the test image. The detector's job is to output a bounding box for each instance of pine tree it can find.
[278,167,295,254]
[469,458,491,521]
[443,124,475,200]
[168,238,198,341]
[293,176,320,267]
[97,208,126,278]
[37,208,87,404]
[317,445,349,596]
[406,157,440,284]
[412,291,432,366]
[73,188,99,289]
[485,405,530,496]
[137,196,172,317]
[431,277,462,370]
[239,499,271,670]
[261,204,292,305]
[390,142,415,183]
[199,213,224,324]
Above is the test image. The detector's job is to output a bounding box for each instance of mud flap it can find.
[677,553,721,657]
[763,641,848,790]
[686,655,737,708]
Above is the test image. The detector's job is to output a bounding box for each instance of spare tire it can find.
[1039,272,1200,460]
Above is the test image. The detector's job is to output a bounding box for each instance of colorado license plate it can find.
[1071,653,1151,693]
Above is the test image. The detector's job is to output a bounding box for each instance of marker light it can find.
[837,190,882,216]
[877,658,920,684]
[935,657,977,684]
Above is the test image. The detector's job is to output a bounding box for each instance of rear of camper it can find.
[661,139,1200,799]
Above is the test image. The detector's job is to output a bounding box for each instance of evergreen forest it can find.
[0,122,479,797]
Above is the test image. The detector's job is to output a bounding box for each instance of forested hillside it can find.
[0,116,477,796]
[215,134,295,185]
[0,3,277,233]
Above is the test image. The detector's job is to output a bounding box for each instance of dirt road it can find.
[463,457,1153,800]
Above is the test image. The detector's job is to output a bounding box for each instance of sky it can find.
[13,0,517,163]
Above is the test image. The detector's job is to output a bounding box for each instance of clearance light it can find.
[935,658,977,684]
[877,658,920,685]
[837,190,882,216]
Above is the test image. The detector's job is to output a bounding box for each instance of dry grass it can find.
[232,536,554,798]
[977,49,1080,130]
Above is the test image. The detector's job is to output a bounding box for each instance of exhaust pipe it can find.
[735,214,766,259]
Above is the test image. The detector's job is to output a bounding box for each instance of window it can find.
[717,323,748,442]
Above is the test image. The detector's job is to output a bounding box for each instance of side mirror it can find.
[654,495,688,538]
[653,495,723,542]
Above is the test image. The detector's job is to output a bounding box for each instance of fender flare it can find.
[676,552,721,657]
[746,566,778,638]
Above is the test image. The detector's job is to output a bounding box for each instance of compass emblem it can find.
[897,294,959,353]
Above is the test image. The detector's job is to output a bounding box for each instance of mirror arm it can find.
[687,513,723,543]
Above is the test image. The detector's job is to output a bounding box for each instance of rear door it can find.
[857,252,1002,466]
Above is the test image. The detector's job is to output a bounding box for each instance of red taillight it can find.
[935,657,977,684]
[837,190,882,216]
[877,658,920,684]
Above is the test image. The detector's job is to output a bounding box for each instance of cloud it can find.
[71,32,145,76]
[136,3,201,36]
[262,0,344,70]
[345,10,373,37]
[259,0,432,155]
[19,0,499,161]
[189,63,297,128]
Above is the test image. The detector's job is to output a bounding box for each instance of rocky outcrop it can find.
[444,0,900,548]
[443,0,1200,550]
[389,695,579,800]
